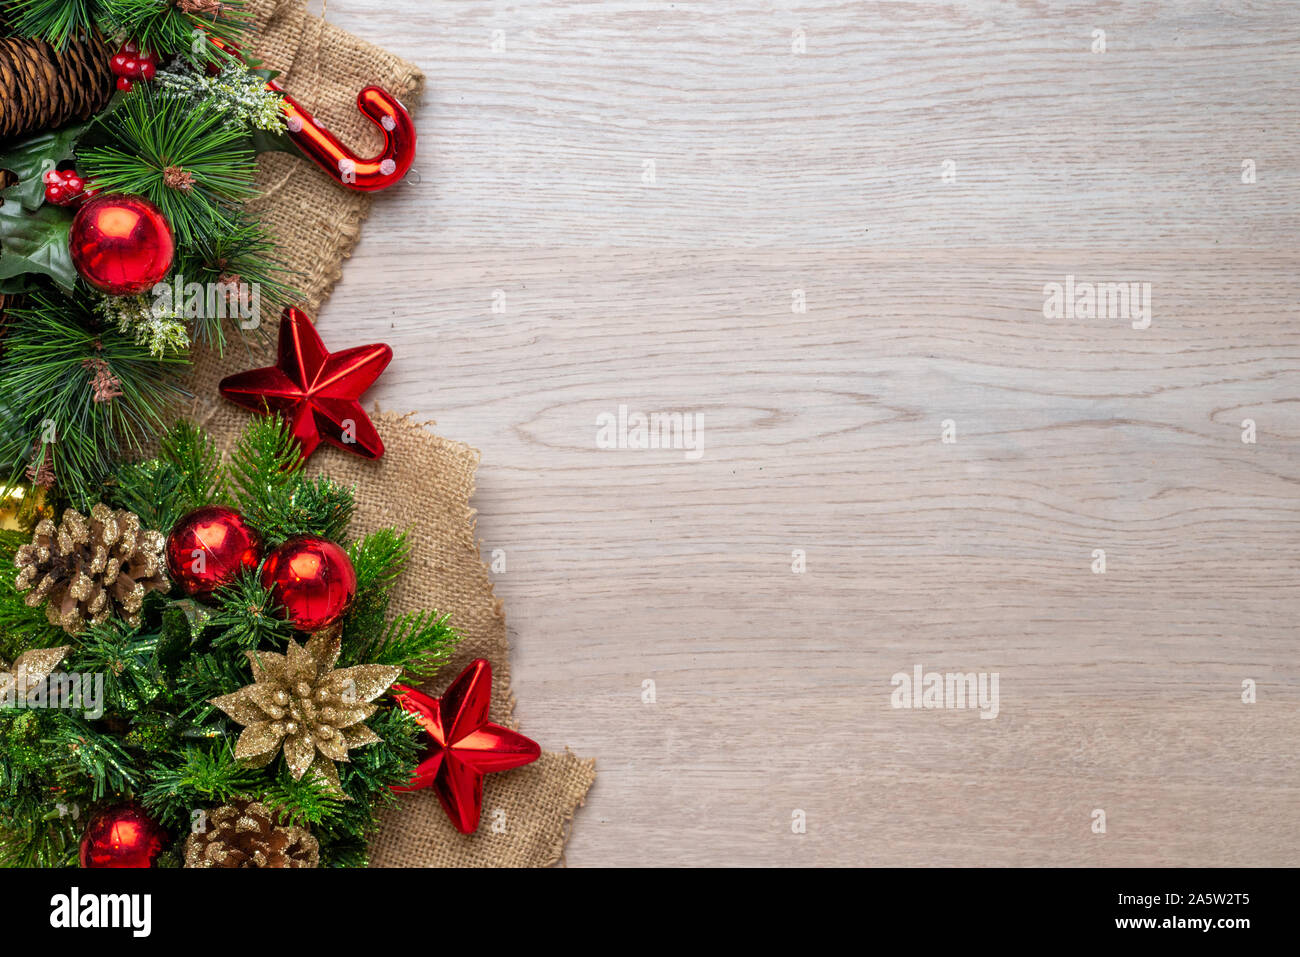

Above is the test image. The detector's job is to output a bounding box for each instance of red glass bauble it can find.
[260,536,356,631]
[165,506,263,599]
[79,801,168,868]
[69,193,174,295]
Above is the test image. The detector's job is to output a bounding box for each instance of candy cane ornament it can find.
[274,81,416,192]
[210,38,417,192]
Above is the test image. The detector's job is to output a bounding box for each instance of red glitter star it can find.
[391,659,541,834]
[219,306,392,461]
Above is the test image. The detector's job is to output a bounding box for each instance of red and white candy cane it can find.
[274,81,416,191]
[211,38,416,192]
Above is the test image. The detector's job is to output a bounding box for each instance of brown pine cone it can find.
[13,504,168,634]
[0,32,115,142]
[184,799,320,868]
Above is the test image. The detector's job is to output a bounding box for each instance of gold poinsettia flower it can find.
[210,629,401,797]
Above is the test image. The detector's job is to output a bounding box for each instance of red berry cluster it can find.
[42,168,96,207]
[109,41,158,92]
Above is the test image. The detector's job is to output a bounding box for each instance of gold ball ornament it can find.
[0,483,50,533]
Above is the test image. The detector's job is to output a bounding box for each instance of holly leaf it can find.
[0,122,91,211]
[0,274,36,295]
[0,188,76,293]
[248,125,306,159]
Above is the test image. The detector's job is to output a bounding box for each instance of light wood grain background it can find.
[315,0,1299,865]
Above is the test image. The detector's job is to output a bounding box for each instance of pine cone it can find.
[184,799,320,868]
[0,33,116,142]
[13,504,168,634]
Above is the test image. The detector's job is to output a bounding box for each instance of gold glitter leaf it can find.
[7,645,69,689]
[283,731,316,780]
[307,755,348,800]
[330,664,402,704]
[245,649,287,684]
[211,688,269,726]
[304,627,341,675]
[235,721,286,762]
[341,723,381,749]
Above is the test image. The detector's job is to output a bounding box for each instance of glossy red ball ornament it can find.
[69,193,174,295]
[79,801,168,868]
[260,536,356,631]
[165,506,263,599]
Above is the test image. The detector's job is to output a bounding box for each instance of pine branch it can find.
[159,419,224,507]
[206,569,293,651]
[68,621,160,713]
[0,290,188,508]
[343,528,410,637]
[79,86,257,245]
[176,216,301,354]
[107,420,225,530]
[342,610,461,682]
[226,414,302,510]
[49,715,140,799]
[2,0,102,50]
[101,0,250,63]
[140,741,261,828]
[226,415,356,545]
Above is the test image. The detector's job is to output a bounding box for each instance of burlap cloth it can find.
[184,0,595,866]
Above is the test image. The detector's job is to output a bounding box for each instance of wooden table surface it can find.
[321,0,1299,865]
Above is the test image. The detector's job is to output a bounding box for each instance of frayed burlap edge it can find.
[183,0,596,867]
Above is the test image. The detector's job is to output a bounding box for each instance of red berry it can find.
[46,185,63,201]
[139,61,156,81]
[116,76,134,92]
[43,169,58,184]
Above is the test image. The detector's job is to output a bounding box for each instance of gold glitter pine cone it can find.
[185,798,320,868]
[210,629,401,797]
[13,504,168,634]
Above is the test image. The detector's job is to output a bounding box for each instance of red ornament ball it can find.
[69,193,174,295]
[79,801,168,868]
[166,506,263,599]
[261,536,356,631]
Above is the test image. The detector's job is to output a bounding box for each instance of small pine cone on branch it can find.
[13,504,168,634]
[185,799,320,868]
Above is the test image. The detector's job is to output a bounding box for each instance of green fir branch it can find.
[0,290,189,508]
[176,217,301,354]
[102,0,250,63]
[1,0,102,50]
[140,742,261,828]
[206,569,294,651]
[79,86,257,245]
[343,610,461,682]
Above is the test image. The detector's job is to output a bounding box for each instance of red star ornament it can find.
[219,306,392,461]
[391,659,541,834]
